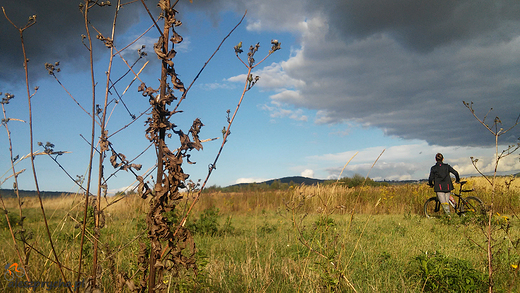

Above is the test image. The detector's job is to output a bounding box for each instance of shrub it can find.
[0,211,19,229]
[187,207,221,236]
[315,216,336,228]
[220,216,236,235]
[258,222,277,235]
[407,251,487,292]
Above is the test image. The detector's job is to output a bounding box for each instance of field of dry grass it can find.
[1,176,519,291]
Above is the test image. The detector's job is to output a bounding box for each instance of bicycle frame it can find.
[424,180,485,218]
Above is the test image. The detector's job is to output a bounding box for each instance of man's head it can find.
[435,153,444,162]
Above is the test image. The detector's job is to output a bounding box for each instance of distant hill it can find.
[262,176,325,186]
[228,176,325,188]
[0,189,70,198]
[225,176,430,189]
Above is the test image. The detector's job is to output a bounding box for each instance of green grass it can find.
[187,211,516,292]
[1,184,520,292]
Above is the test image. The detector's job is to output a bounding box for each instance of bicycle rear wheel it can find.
[424,197,446,218]
[461,196,485,216]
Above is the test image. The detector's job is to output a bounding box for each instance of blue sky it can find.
[1,0,520,193]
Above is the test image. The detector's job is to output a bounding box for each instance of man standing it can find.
[428,153,460,215]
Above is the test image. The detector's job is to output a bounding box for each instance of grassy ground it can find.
[191,212,516,292]
[1,179,519,292]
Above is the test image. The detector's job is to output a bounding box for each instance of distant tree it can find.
[326,174,387,188]
[202,184,221,193]
[270,180,281,190]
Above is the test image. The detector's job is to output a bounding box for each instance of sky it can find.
[1,0,520,194]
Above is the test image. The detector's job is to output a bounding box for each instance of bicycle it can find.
[424,180,485,218]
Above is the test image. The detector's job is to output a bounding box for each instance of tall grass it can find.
[1,179,519,291]
[196,177,518,216]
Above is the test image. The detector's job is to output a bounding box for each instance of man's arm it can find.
[428,167,434,187]
[449,165,460,182]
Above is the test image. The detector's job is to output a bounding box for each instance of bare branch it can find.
[173,10,247,112]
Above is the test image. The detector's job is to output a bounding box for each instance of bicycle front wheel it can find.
[462,196,486,216]
[424,197,445,218]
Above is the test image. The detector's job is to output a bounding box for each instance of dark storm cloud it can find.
[213,0,520,147]
[6,0,517,148]
[318,0,520,52]
[274,30,520,147]
[286,30,520,146]
[1,1,142,84]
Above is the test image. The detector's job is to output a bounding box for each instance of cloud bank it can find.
[1,1,143,84]
[183,0,520,148]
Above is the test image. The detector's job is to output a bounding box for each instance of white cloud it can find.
[328,128,351,137]
[250,63,306,90]
[274,24,520,147]
[454,152,520,176]
[125,36,191,57]
[246,20,262,31]
[227,62,305,91]
[175,37,191,53]
[108,185,136,196]
[235,177,269,184]
[122,36,157,57]
[219,0,520,148]
[301,169,315,178]
[261,101,308,122]
[308,142,520,181]
[270,90,305,107]
[200,81,236,90]
[227,74,248,83]
[240,0,310,33]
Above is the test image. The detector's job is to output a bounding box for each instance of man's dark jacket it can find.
[428,162,460,192]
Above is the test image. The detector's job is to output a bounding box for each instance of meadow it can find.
[1,176,520,292]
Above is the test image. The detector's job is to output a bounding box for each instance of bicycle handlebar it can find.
[426,180,467,188]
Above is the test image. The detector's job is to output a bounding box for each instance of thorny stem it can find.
[170,65,253,242]
[80,133,102,156]
[2,103,27,222]
[107,105,152,139]
[1,101,32,273]
[140,0,164,37]
[113,21,155,56]
[293,151,383,292]
[92,0,122,288]
[0,194,30,283]
[49,73,99,125]
[296,223,358,292]
[2,8,35,283]
[170,40,279,244]
[77,0,97,290]
[16,239,81,274]
[45,152,90,195]
[463,101,520,293]
[144,0,173,289]
[172,10,247,113]
[109,56,144,91]
[3,7,72,291]
[113,49,148,94]
[471,159,493,186]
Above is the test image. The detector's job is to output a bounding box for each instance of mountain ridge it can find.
[230,176,326,187]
